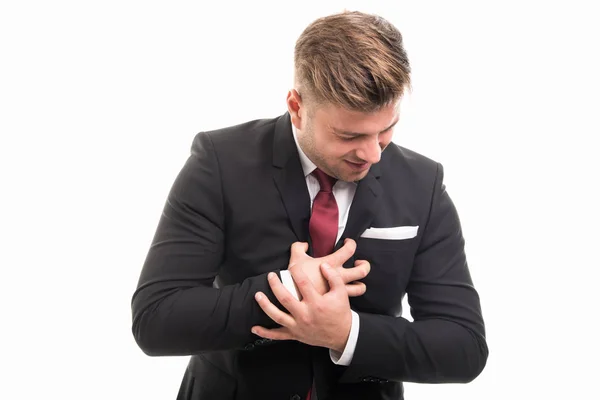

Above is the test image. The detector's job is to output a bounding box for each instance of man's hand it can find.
[253,263,352,352]
[288,239,370,298]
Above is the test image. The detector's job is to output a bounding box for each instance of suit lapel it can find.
[336,163,383,249]
[272,113,311,242]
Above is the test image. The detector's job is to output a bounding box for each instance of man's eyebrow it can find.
[333,118,400,136]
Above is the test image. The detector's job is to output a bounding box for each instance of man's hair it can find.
[294,11,411,112]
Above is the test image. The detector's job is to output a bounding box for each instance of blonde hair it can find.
[294,11,411,112]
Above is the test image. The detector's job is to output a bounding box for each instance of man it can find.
[131,10,488,400]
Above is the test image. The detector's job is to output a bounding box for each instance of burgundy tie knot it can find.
[312,168,337,192]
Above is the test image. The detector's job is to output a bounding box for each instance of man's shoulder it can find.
[383,142,440,174]
[194,115,281,146]
[377,142,445,199]
[188,114,286,165]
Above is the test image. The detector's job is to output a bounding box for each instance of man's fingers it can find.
[251,326,294,341]
[325,238,356,267]
[340,260,371,283]
[320,262,345,291]
[354,259,371,272]
[255,291,295,327]
[345,282,367,297]
[289,266,319,303]
[267,273,303,315]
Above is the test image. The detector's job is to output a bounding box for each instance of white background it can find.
[1,1,598,399]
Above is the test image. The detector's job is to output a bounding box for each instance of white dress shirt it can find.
[279,123,360,366]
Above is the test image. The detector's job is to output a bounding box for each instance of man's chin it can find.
[338,168,370,183]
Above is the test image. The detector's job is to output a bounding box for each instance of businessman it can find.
[132,10,488,400]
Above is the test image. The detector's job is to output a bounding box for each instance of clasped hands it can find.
[252,239,370,353]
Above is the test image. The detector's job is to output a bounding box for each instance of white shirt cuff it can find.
[330,310,359,366]
[279,270,300,300]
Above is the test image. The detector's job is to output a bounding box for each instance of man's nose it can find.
[357,137,383,164]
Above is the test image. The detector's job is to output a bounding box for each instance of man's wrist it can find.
[332,310,353,353]
[330,310,359,366]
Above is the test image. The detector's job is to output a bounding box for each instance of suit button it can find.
[290,395,301,400]
[244,343,255,350]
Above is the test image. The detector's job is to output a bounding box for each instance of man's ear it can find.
[286,89,303,130]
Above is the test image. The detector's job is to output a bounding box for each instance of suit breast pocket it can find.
[350,237,418,316]
[356,235,417,253]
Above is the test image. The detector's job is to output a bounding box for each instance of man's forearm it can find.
[339,313,488,384]
[132,271,285,356]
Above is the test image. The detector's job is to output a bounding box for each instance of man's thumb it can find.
[290,241,309,256]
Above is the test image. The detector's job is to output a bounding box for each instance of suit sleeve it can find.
[339,163,488,384]
[131,132,282,356]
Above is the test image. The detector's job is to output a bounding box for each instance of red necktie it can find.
[309,168,339,258]
[306,169,338,400]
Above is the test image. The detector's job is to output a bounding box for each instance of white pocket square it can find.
[360,225,419,240]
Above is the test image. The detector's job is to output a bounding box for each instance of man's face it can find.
[293,97,400,182]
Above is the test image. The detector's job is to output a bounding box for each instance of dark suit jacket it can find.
[131,113,488,400]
